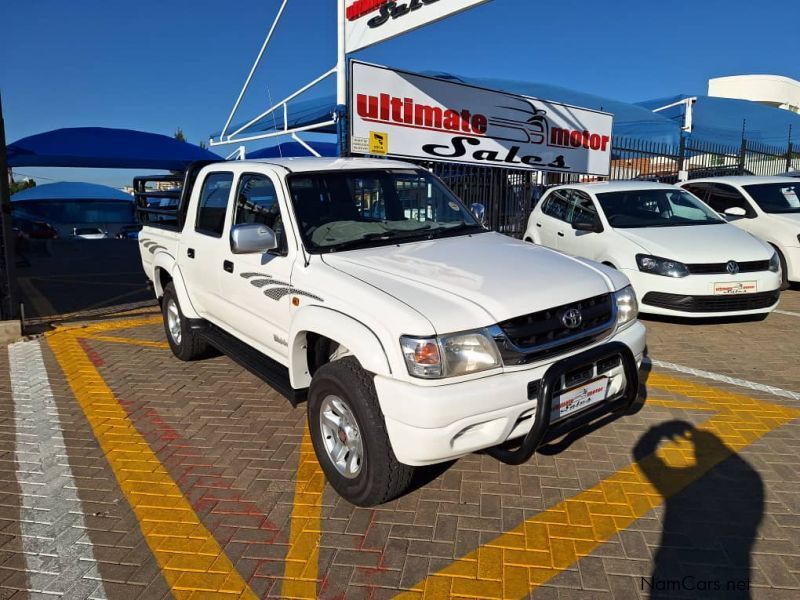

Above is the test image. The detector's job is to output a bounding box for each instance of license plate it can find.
[713,281,757,295]
[551,377,609,422]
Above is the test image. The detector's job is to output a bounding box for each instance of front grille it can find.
[642,290,779,313]
[686,260,770,275]
[495,293,614,365]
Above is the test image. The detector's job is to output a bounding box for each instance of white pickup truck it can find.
[137,157,645,506]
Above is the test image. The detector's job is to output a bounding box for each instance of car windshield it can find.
[743,182,800,213]
[596,188,724,228]
[287,169,484,253]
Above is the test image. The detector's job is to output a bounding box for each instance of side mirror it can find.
[723,206,748,219]
[230,223,277,254]
[470,203,487,227]
[572,219,603,233]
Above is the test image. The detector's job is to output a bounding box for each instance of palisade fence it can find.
[412,135,800,238]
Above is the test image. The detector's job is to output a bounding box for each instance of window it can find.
[542,190,571,222]
[743,182,800,214]
[702,184,754,216]
[596,188,723,228]
[682,184,709,201]
[195,172,233,237]
[566,191,598,225]
[233,174,286,251]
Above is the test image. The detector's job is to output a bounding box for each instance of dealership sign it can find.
[345,0,491,52]
[349,61,614,175]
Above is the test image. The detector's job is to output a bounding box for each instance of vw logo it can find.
[561,308,583,329]
[726,260,740,275]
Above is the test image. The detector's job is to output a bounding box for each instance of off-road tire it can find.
[308,357,415,506]
[161,283,212,361]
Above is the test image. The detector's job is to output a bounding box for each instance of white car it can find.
[138,158,645,506]
[72,227,108,240]
[680,176,800,287]
[524,181,782,318]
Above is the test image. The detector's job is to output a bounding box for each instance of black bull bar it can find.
[487,342,639,466]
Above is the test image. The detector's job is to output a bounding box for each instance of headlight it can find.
[400,329,501,379]
[615,285,639,327]
[636,254,689,278]
[768,251,781,273]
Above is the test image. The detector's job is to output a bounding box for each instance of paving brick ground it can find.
[0,289,798,599]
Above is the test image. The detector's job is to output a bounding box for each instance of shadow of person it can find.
[633,421,764,599]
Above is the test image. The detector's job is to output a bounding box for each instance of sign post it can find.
[348,61,614,176]
[0,94,18,320]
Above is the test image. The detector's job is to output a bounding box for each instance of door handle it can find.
[223,260,234,273]
[187,248,195,259]
[557,232,565,237]
[536,222,542,228]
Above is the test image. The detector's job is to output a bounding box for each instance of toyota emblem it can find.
[561,308,583,329]
[726,260,740,275]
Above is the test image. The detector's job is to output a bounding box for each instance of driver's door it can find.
[215,172,296,360]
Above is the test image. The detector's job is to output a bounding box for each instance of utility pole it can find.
[0,93,19,321]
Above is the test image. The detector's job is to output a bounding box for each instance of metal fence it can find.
[409,135,799,238]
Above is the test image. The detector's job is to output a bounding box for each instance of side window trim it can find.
[194,171,234,238]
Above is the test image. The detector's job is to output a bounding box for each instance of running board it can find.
[190,320,306,406]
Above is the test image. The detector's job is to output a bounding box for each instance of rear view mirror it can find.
[723,206,747,218]
[572,219,603,233]
[230,223,277,254]
[470,203,487,227]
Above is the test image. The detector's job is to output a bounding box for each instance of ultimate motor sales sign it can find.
[349,61,614,176]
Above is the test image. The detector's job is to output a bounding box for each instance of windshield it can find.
[596,188,724,228]
[287,169,484,253]
[743,182,800,213]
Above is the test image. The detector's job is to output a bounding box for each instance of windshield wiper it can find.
[320,230,425,253]
[428,223,486,238]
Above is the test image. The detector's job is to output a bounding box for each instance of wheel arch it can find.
[155,262,200,319]
[289,307,393,389]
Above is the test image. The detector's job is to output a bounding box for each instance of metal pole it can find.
[0,94,19,320]
[336,0,347,106]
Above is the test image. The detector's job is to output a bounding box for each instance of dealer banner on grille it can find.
[344,0,492,53]
[349,61,614,176]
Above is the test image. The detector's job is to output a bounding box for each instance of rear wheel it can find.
[161,283,212,361]
[308,357,415,506]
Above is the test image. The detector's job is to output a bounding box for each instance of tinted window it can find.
[195,172,233,236]
[567,191,598,225]
[682,184,709,201]
[743,182,800,214]
[234,174,286,250]
[703,184,754,215]
[542,190,570,222]
[596,188,723,228]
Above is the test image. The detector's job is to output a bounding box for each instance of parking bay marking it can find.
[46,324,258,599]
[774,309,800,318]
[52,316,800,598]
[396,373,800,599]
[649,358,800,401]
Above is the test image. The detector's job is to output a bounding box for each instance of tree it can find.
[174,128,186,143]
[8,172,36,195]
[198,139,208,150]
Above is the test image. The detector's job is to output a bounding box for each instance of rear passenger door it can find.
[695,183,758,233]
[535,190,571,249]
[180,171,234,319]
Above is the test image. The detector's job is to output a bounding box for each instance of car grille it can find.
[642,291,779,313]
[686,260,770,275]
[493,293,615,365]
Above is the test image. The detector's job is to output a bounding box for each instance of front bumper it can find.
[376,321,646,466]
[784,245,800,283]
[622,268,781,317]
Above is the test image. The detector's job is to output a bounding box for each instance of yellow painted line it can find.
[281,426,325,599]
[55,315,162,335]
[47,327,257,599]
[398,372,800,599]
[644,398,715,411]
[81,333,170,349]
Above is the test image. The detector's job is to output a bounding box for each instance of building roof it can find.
[11,182,133,202]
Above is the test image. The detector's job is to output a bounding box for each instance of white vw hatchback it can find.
[524,181,782,318]
[680,176,800,287]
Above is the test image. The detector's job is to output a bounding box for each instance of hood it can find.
[615,224,772,262]
[321,232,614,333]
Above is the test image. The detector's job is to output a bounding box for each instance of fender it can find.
[152,253,202,320]
[289,306,393,389]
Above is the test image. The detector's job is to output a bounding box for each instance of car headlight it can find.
[636,254,689,278]
[400,329,501,379]
[769,251,781,273]
[615,285,639,327]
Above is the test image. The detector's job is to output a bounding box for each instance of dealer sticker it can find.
[551,377,609,422]
[714,281,757,295]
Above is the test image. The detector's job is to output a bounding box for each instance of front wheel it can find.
[308,357,415,506]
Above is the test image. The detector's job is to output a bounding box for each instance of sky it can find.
[2,0,799,187]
